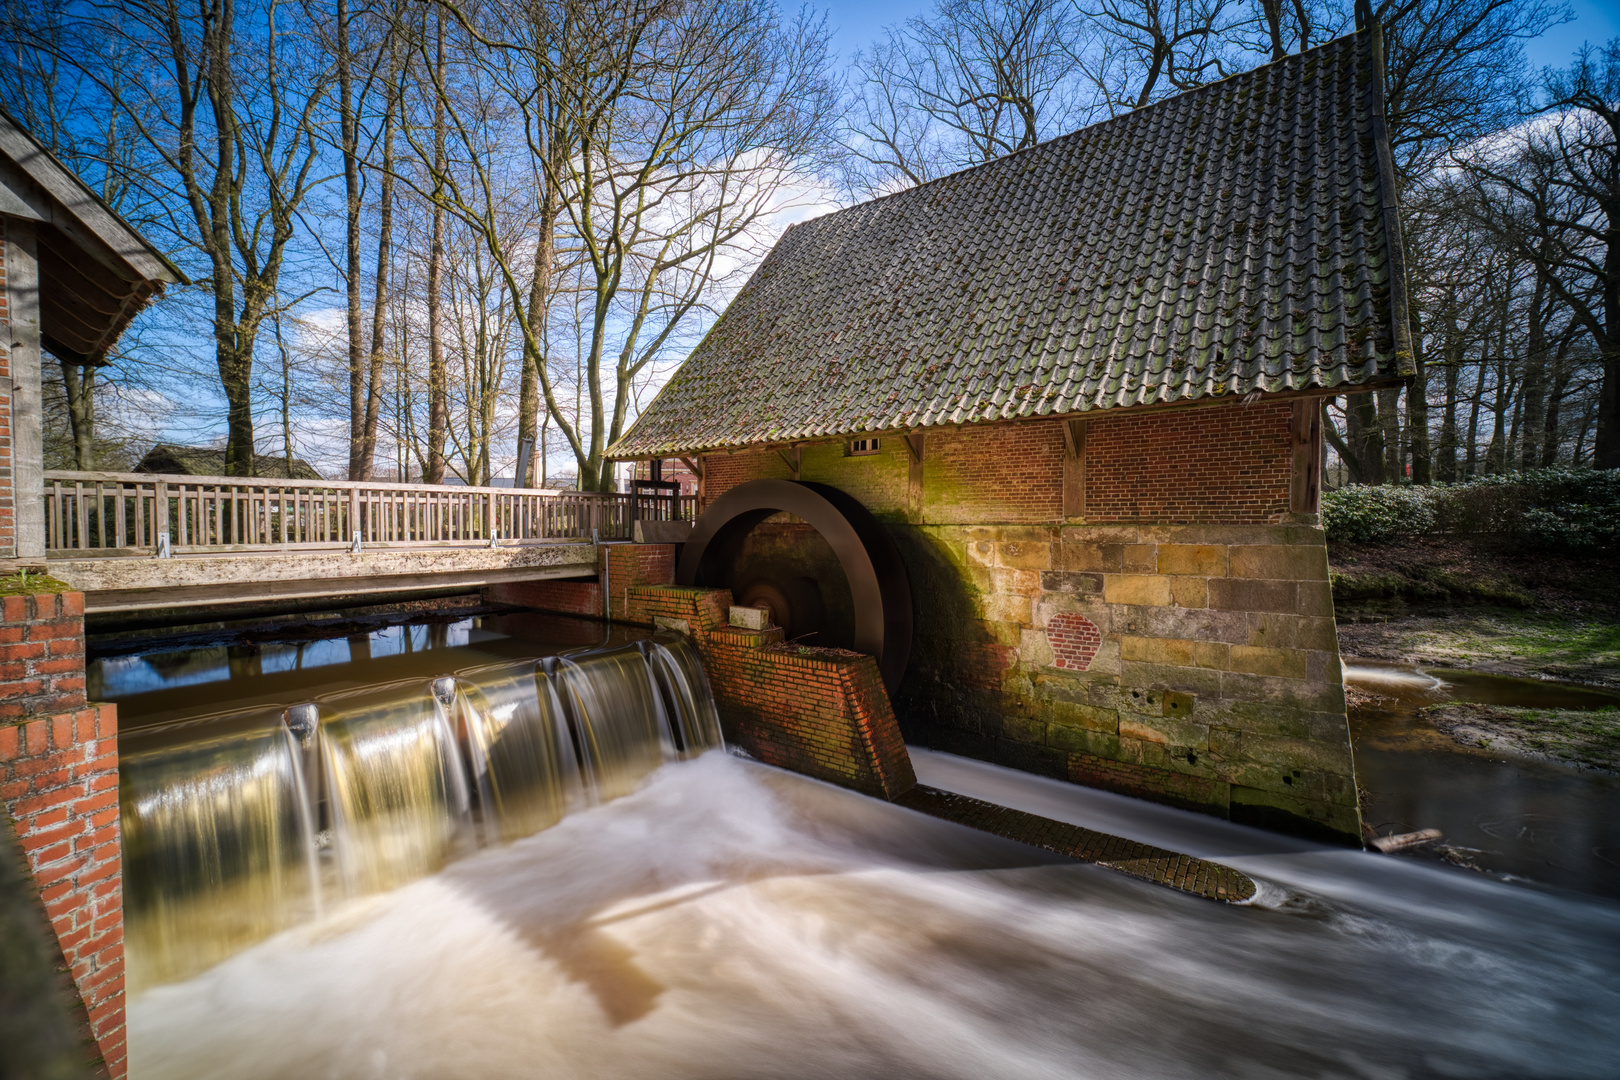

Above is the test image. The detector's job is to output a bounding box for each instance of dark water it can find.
[92,611,649,730]
[1344,660,1620,898]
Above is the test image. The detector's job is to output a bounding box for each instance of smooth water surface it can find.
[131,749,1620,1080]
[1343,659,1620,897]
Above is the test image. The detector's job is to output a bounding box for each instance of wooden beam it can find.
[902,432,924,463]
[7,220,44,559]
[1062,418,1086,520]
[1289,399,1323,516]
[775,444,801,480]
[677,456,703,479]
[907,433,925,523]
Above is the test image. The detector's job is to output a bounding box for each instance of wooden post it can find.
[6,219,43,559]
[905,433,925,523]
[1290,398,1324,516]
[1062,417,1087,519]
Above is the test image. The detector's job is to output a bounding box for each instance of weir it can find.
[116,634,721,991]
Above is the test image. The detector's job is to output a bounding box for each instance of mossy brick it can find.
[1000,714,1047,744]
[1235,732,1354,773]
[1120,661,1224,698]
[1209,728,1242,759]
[1046,699,1120,732]
[1119,713,1208,749]
[1229,544,1329,581]
[1157,544,1228,576]
[1048,724,1121,757]
[1207,577,1298,613]
[1103,574,1173,606]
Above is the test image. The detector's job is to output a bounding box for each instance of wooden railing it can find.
[43,471,697,557]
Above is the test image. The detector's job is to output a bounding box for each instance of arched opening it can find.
[676,480,912,693]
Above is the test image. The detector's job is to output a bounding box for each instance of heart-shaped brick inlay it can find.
[1047,613,1101,671]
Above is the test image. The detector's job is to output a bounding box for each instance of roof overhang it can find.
[0,108,185,366]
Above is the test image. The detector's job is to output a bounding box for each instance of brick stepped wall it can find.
[1,589,125,1078]
[623,581,916,801]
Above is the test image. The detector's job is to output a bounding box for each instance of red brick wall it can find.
[623,583,916,800]
[2,592,88,720]
[1,219,13,557]
[924,420,1065,523]
[1084,402,1292,523]
[702,449,791,508]
[487,545,680,622]
[1,589,125,1078]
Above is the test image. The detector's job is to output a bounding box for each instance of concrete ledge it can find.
[50,543,597,613]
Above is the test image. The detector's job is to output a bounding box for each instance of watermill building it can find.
[609,27,1412,844]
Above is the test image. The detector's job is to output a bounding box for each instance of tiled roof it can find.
[611,29,1410,459]
[134,442,324,480]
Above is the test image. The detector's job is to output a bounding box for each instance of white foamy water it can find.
[131,751,1620,1080]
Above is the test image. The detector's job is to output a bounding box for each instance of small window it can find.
[847,437,880,456]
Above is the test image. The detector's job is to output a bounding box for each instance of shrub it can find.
[1322,468,1620,549]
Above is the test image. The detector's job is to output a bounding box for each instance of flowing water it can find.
[125,749,1620,1079]
[1343,659,1620,897]
[104,621,1620,1077]
[110,620,722,993]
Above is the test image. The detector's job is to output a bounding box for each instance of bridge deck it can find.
[40,471,691,614]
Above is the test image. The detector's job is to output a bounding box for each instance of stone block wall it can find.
[1,588,126,1078]
[693,398,1359,842]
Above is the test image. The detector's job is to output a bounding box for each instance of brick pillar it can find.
[1,588,125,1079]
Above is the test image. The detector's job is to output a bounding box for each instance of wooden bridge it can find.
[40,471,696,617]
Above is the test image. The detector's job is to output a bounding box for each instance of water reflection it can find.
[1343,658,1620,897]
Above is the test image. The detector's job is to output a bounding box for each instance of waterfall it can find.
[120,708,319,991]
[119,633,721,990]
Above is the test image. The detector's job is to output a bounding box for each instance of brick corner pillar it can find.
[1,588,126,1079]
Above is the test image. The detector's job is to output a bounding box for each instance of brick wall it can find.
[622,583,915,801]
[1,589,126,1078]
[1085,402,1292,524]
[703,448,792,506]
[1,218,13,557]
[923,421,1066,524]
[485,545,679,622]
[2,591,88,720]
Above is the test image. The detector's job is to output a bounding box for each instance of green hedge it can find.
[1321,468,1620,549]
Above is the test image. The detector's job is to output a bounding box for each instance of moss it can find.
[0,571,73,597]
[1338,613,1620,687]
[1425,702,1620,773]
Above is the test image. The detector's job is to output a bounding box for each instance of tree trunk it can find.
[1407,311,1431,483]
[338,0,367,480]
[359,35,398,482]
[1345,392,1385,483]
[1519,274,1549,469]
[61,363,95,470]
[1377,386,1403,480]
[424,17,448,485]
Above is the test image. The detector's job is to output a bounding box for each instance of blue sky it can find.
[818,0,1620,73]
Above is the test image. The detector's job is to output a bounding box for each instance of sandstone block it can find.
[1169,576,1208,608]
[1103,574,1173,606]
[1157,544,1228,576]
[1228,645,1308,680]
[1122,544,1157,572]
[1245,613,1339,652]
[1296,580,1336,619]
[1207,578,1298,614]
[1120,661,1223,698]
[1120,635,1196,667]
[1055,543,1123,573]
[991,568,1042,597]
[1000,714,1047,745]
[1209,728,1242,759]
[996,542,1052,570]
[1131,606,1249,644]
[965,540,996,566]
[1229,544,1329,581]
[1048,700,1120,732]
[729,606,772,630]
[1048,724,1120,758]
[1119,713,1208,749]
[982,594,1032,624]
[1220,671,1341,713]
[1039,570,1104,597]
[1236,733,1354,773]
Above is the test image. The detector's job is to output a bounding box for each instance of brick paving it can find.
[895,785,1257,903]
